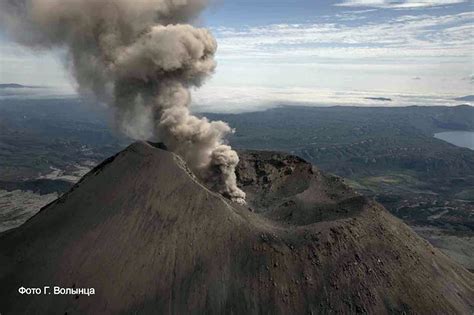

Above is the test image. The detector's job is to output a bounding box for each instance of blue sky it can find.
[0,0,473,110]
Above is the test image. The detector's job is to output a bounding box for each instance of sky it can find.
[0,0,473,110]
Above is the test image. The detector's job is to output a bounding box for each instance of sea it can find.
[434,131,474,150]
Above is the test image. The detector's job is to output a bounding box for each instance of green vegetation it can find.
[0,98,127,182]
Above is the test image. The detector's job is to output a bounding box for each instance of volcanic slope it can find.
[0,142,472,314]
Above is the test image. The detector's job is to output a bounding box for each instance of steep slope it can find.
[0,142,472,314]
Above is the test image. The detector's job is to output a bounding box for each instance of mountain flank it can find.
[0,141,472,314]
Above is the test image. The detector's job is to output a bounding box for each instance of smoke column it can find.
[0,0,246,203]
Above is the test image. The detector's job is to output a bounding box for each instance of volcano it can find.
[0,142,472,314]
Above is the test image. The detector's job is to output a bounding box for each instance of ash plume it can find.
[0,0,246,203]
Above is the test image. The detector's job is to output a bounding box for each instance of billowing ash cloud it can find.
[0,0,246,203]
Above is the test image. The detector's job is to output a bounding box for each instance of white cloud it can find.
[192,85,466,113]
[336,0,467,9]
[203,11,473,108]
[1,8,471,109]
[461,74,474,83]
[0,42,72,87]
[213,12,473,62]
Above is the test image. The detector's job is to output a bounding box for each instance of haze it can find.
[0,0,472,111]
